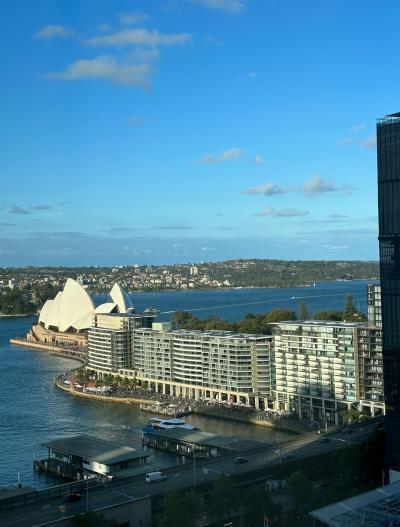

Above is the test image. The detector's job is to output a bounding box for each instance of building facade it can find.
[88,313,146,373]
[272,321,384,423]
[367,283,382,328]
[377,112,400,469]
[87,318,273,409]
[132,328,273,408]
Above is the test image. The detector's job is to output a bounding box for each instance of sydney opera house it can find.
[27,279,135,349]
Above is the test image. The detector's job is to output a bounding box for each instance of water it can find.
[0,281,375,489]
[126,279,374,321]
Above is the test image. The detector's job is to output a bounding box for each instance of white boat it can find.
[148,417,196,430]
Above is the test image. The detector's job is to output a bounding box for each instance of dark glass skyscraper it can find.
[378,112,400,469]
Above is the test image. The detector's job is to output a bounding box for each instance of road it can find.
[0,422,377,527]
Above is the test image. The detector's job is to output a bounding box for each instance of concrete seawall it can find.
[10,338,86,364]
[54,378,150,405]
[54,378,300,433]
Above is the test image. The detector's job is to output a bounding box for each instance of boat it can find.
[147,417,196,430]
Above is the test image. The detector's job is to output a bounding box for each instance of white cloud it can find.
[193,0,245,14]
[34,25,74,39]
[256,208,309,218]
[201,147,243,163]
[253,154,264,165]
[201,246,215,251]
[248,72,258,78]
[323,244,349,250]
[46,55,152,89]
[118,12,150,25]
[303,175,335,196]
[244,182,285,196]
[134,47,160,62]
[87,29,191,47]
[361,135,377,149]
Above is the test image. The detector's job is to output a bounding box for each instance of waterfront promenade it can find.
[10,337,86,363]
[54,370,318,434]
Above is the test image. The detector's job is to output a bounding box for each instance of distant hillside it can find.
[203,259,379,288]
[0,259,379,294]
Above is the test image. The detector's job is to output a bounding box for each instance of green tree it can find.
[300,302,308,320]
[287,471,312,506]
[237,318,262,334]
[343,295,356,320]
[242,484,279,526]
[209,475,240,526]
[312,310,343,321]
[157,489,201,527]
[172,310,193,328]
[264,308,297,324]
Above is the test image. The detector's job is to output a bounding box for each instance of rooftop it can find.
[143,427,263,451]
[377,112,400,125]
[42,435,149,465]
[310,480,400,526]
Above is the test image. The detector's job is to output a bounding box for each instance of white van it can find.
[145,471,167,483]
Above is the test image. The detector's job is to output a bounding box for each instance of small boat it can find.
[148,417,196,430]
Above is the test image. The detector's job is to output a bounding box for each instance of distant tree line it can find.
[0,283,59,315]
[172,296,367,334]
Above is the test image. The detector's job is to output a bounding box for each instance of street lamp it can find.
[192,445,196,485]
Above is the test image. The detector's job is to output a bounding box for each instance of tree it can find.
[242,484,279,526]
[343,295,356,320]
[312,310,343,321]
[264,308,297,324]
[172,310,193,328]
[300,302,308,320]
[209,475,240,525]
[156,489,201,527]
[287,471,312,506]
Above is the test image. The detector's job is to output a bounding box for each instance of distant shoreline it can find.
[0,313,36,318]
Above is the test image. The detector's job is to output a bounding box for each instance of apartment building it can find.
[367,283,382,328]
[272,321,384,423]
[87,316,273,409]
[88,313,148,373]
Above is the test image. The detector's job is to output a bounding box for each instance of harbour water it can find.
[0,281,375,489]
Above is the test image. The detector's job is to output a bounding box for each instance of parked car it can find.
[234,456,249,464]
[62,492,82,503]
[145,471,167,483]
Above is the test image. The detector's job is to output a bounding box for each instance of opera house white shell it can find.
[38,279,134,333]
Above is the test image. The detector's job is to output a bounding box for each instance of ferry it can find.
[147,417,196,430]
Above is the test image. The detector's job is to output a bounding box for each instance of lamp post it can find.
[192,445,196,485]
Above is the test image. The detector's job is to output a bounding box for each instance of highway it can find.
[0,421,377,527]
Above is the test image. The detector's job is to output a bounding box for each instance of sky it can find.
[1,0,399,266]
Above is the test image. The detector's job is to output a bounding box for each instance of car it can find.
[62,492,82,503]
[145,471,167,483]
[319,437,331,444]
[234,456,249,464]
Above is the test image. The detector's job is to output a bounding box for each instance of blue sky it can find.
[0,0,398,266]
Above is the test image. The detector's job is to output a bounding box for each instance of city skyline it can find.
[2,0,400,266]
